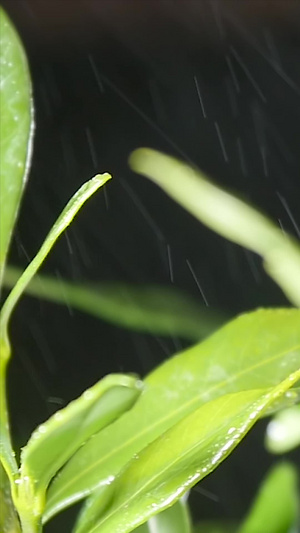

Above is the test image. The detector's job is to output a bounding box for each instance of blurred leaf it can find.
[68,376,300,533]
[238,462,298,533]
[145,498,192,533]
[3,266,225,341]
[0,8,34,287]
[193,521,237,533]
[265,405,300,454]
[17,374,142,520]
[44,308,300,521]
[130,149,300,307]
[0,462,21,533]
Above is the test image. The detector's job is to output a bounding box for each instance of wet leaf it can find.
[3,266,225,341]
[45,308,300,521]
[0,5,33,489]
[265,405,300,454]
[238,462,298,533]
[130,149,300,307]
[69,375,300,533]
[18,374,142,519]
[0,8,34,287]
[75,493,191,533]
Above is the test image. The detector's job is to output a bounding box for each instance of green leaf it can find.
[44,308,300,521]
[17,374,142,520]
[238,462,298,533]
[0,8,34,288]
[265,405,300,454]
[0,461,21,533]
[68,374,300,533]
[0,173,111,365]
[75,494,191,533]
[129,149,300,307]
[0,174,110,487]
[0,6,34,488]
[3,266,225,341]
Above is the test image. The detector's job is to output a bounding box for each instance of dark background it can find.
[2,1,300,530]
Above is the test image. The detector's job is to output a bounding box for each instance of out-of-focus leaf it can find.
[145,498,192,533]
[265,405,300,454]
[44,308,300,521]
[3,266,225,341]
[0,461,21,533]
[193,521,237,533]
[238,462,298,533]
[0,8,34,287]
[129,149,300,307]
[17,374,142,520]
[69,375,300,533]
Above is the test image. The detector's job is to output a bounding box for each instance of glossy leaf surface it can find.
[75,494,191,533]
[70,375,300,533]
[3,266,224,341]
[265,405,300,454]
[238,462,298,533]
[45,308,300,520]
[130,149,300,306]
[19,374,142,518]
[0,8,33,287]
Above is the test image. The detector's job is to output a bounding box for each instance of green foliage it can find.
[238,462,298,533]
[130,148,300,307]
[3,266,225,341]
[44,308,300,523]
[0,8,34,288]
[18,375,142,522]
[0,8,299,533]
[0,462,21,533]
[70,378,299,533]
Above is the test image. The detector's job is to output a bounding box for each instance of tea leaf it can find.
[0,174,110,485]
[70,375,300,532]
[75,493,191,533]
[0,8,34,287]
[3,266,225,341]
[18,375,142,519]
[238,462,298,533]
[130,149,300,307]
[45,308,300,521]
[0,5,33,487]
